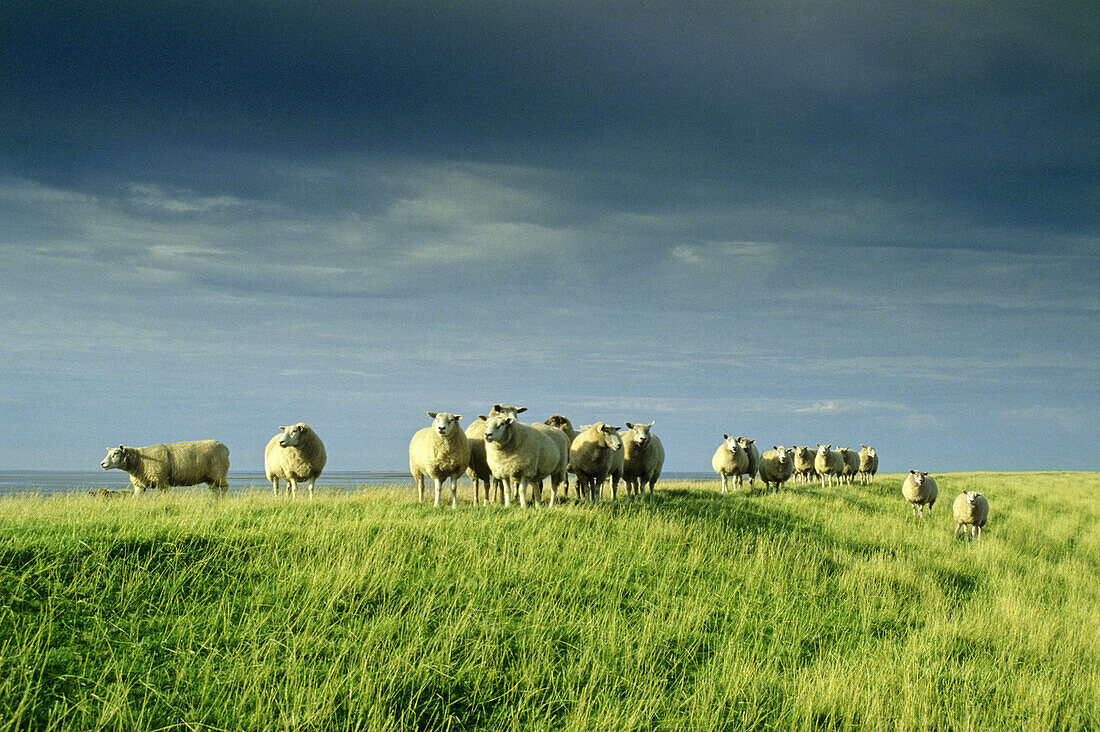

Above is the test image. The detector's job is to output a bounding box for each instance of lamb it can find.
[544,414,579,496]
[483,414,568,508]
[101,440,230,495]
[953,491,989,540]
[569,423,622,502]
[814,444,844,487]
[858,445,879,484]
[758,446,795,491]
[901,470,938,517]
[264,422,327,500]
[737,437,760,488]
[621,421,665,498]
[712,435,748,493]
[409,412,470,509]
[791,445,817,484]
[838,447,860,485]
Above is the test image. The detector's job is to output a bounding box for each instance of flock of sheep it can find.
[97,404,989,540]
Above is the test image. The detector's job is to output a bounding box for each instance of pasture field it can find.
[0,472,1097,731]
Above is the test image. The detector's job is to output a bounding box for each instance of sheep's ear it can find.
[119,444,125,449]
[505,416,515,424]
[748,439,755,444]
[625,422,634,429]
[479,415,488,421]
[773,445,779,451]
[493,404,503,411]
[723,434,729,440]
[516,407,527,414]
[454,415,462,421]
[861,443,867,448]
[279,426,287,432]
[646,421,655,428]
[609,425,620,432]
[427,412,437,419]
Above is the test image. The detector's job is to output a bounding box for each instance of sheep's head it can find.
[909,469,928,486]
[279,423,311,448]
[963,490,982,506]
[545,414,574,431]
[816,444,832,456]
[490,404,527,418]
[862,445,877,458]
[736,437,756,452]
[773,446,789,464]
[101,445,129,470]
[428,412,462,436]
[625,421,654,448]
[483,415,514,444]
[722,434,741,453]
[604,427,623,451]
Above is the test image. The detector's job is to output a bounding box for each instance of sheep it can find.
[858,445,879,484]
[758,446,795,492]
[569,423,622,502]
[486,404,528,503]
[409,412,470,509]
[544,414,579,496]
[464,418,494,505]
[901,470,938,517]
[712,435,748,493]
[264,422,327,500]
[791,445,817,484]
[953,491,989,541]
[101,440,230,495]
[737,437,760,488]
[621,421,665,498]
[606,435,625,500]
[483,414,567,508]
[814,444,844,488]
[838,447,860,485]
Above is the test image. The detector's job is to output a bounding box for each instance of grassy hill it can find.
[1,472,1097,730]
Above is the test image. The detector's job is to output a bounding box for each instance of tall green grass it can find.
[0,473,1097,730]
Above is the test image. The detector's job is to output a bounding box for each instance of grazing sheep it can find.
[409,412,470,509]
[814,444,844,488]
[758,446,795,492]
[483,415,567,508]
[901,470,938,517]
[569,423,622,502]
[791,445,817,484]
[264,423,327,500]
[712,435,749,493]
[838,447,860,485]
[621,422,665,499]
[953,491,989,541]
[858,445,879,484]
[545,414,580,496]
[736,437,760,488]
[464,417,494,505]
[101,440,230,495]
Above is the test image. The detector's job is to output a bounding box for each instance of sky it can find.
[1,1,1097,474]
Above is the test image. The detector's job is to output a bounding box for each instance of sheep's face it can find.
[864,446,877,458]
[429,412,462,437]
[101,446,128,470]
[490,404,526,418]
[625,422,653,448]
[483,415,514,444]
[545,415,574,433]
[773,446,789,464]
[909,470,927,486]
[816,444,832,457]
[723,435,741,453]
[605,428,623,451]
[964,490,982,506]
[279,423,310,448]
[737,437,755,452]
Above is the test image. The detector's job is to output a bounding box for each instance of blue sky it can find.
[2,1,1097,473]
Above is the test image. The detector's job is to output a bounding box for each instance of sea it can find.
[0,470,715,496]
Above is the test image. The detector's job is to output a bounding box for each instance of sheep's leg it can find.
[271,478,280,496]
[289,479,298,499]
[517,478,528,508]
[955,523,963,538]
[433,477,443,508]
[974,525,982,541]
[450,476,458,509]
[416,476,425,503]
[307,478,315,501]
[720,474,728,493]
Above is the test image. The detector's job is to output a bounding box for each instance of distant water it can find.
[0,470,715,496]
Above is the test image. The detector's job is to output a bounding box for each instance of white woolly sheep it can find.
[545,414,579,496]
[901,470,938,517]
[858,445,879,484]
[569,423,622,502]
[409,412,471,509]
[712,435,749,493]
[483,415,567,508]
[736,437,760,488]
[102,440,230,495]
[953,491,989,540]
[814,444,844,488]
[758,446,795,492]
[621,421,665,499]
[838,447,860,485]
[791,445,817,484]
[265,422,327,500]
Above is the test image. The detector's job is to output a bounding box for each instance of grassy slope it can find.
[0,473,1097,731]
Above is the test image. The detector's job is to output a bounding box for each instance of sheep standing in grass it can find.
[712,435,749,493]
[858,445,879,484]
[265,423,327,500]
[953,491,989,540]
[569,423,622,502]
[839,447,860,485]
[102,440,230,495]
[545,414,579,496]
[737,437,760,488]
[815,444,844,488]
[483,415,567,508]
[464,418,493,505]
[409,412,470,509]
[901,470,938,517]
[758,446,795,492]
[621,422,665,498]
[791,446,817,484]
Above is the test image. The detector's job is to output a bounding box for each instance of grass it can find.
[0,472,1097,731]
